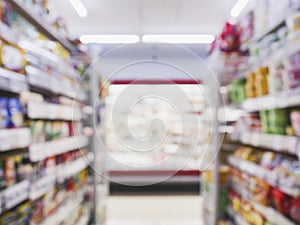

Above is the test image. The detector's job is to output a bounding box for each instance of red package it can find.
[272,188,292,215]
[290,198,300,223]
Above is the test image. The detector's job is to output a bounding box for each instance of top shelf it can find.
[241,3,300,52]
[7,0,76,53]
[241,20,285,52]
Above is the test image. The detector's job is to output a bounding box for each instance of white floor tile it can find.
[105,195,203,225]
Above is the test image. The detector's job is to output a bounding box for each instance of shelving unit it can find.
[229,156,300,197]
[0,68,28,94]
[7,0,76,52]
[40,190,85,225]
[29,135,88,161]
[231,185,296,225]
[1,180,30,212]
[234,87,300,112]
[241,19,285,52]
[27,101,82,121]
[0,1,97,224]
[212,1,300,225]
[231,131,300,155]
[0,128,31,151]
[29,174,56,200]
[26,65,86,101]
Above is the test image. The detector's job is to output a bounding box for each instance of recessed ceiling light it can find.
[142,35,215,44]
[80,35,140,44]
[230,0,251,18]
[69,0,87,18]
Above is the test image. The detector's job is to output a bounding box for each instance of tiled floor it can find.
[106,195,203,225]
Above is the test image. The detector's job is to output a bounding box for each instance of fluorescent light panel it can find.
[80,35,140,44]
[69,0,87,18]
[230,0,251,18]
[142,34,215,44]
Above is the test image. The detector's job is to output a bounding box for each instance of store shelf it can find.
[241,20,285,52]
[7,0,76,52]
[29,173,56,200]
[229,156,300,197]
[251,199,295,225]
[1,180,30,212]
[0,128,31,151]
[27,101,82,121]
[29,135,88,162]
[240,3,300,51]
[57,157,89,180]
[41,193,84,225]
[232,131,299,155]
[26,66,86,101]
[232,186,295,225]
[21,42,81,80]
[234,87,300,112]
[0,68,28,94]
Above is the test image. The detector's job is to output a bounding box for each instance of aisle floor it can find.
[106,195,203,225]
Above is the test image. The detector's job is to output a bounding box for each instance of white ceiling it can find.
[51,0,237,38]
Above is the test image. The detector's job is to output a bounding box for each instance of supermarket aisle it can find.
[106,196,203,225]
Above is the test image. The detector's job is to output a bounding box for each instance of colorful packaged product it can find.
[0,97,9,129]
[0,43,25,73]
[7,98,23,128]
[291,110,300,136]
[4,156,16,187]
[0,160,6,190]
[271,188,292,216]
[290,198,300,223]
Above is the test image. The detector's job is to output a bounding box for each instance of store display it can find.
[0,1,94,224]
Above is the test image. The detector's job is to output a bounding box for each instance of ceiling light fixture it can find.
[80,35,140,44]
[230,0,251,18]
[142,35,215,44]
[69,0,87,18]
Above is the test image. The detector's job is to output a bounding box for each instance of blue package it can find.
[0,97,9,129]
[7,98,24,128]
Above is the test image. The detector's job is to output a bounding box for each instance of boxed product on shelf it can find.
[232,107,300,135]
[29,120,79,143]
[0,41,26,73]
[271,188,292,216]
[0,97,10,129]
[290,198,300,223]
[219,22,241,52]
[230,79,247,103]
[0,96,24,129]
